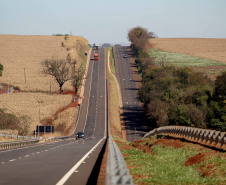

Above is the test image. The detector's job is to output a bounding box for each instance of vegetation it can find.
[0,63,3,76]
[42,59,70,94]
[150,49,226,67]
[71,61,86,95]
[107,48,122,137]
[0,109,31,135]
[128,26,226,131]
[115,137,226,184]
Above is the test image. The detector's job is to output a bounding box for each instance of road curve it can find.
[0,48,107,185]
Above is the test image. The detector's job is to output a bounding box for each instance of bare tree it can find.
[72,61,85,95]
[43,59,69,94]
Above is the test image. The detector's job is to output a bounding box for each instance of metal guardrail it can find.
[144,126,226,151]
[106,77,133,185]
[0,133,42,150]
[0,133,41,140]
[0,139,39,150]
[106,136,133,185]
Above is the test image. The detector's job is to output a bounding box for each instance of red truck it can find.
[94,53,99,60]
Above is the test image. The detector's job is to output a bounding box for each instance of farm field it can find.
[0,35,89,137]
[150,38,226,63]
[149,38,226,80]
[0,93,72,135]
[0,35,89,92]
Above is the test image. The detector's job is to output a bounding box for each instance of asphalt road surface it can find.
[0,48,106,185]
[114,46,148,142]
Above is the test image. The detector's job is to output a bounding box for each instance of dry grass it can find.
[107,49,122,138]
[150,38,226,64]
[63,36,89,68]
[0,35,89,92]
[0,92,72,135]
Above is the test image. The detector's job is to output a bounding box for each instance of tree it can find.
[71,61,85,95]
[0,63,3,77]
[128,26,149,51]
[148,32,158,38]
[43,59,69,94]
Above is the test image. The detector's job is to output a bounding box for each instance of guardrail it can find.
[105,78,134,185]
[144,126,226,151]
[0,139,39,150]
[0,133,41,140]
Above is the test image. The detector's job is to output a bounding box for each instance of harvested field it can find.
[149,38,226,80]
[0,35,89,92]
[0,92,72,135]
[150,38,226,64]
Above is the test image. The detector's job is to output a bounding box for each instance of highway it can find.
[114,46,148,142]
[0,48,107,185]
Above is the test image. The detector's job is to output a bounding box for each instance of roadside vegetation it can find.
[115,137,226,184]
[106,48,122,137]
[0,63,3,77]
[128,26,226,131]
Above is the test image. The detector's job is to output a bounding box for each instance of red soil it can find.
[185,153,205,166]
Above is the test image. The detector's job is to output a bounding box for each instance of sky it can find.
[0,0,226,45]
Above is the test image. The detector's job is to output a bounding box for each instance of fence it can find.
[144,126,226,151]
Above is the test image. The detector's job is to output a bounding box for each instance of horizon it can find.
[1,0,226,44]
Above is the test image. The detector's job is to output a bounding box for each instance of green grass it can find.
[115,138,225,184]
[149,49,226,67]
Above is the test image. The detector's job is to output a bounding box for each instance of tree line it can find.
[128,26,225,131]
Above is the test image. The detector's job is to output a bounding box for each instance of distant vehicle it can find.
[76,132,84,139]
[93,44,99,50]
[94,53,99,60]
[123,54,128,58]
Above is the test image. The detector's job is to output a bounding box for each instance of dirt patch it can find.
[185,153,205,166]
[151,138,185,149]
[115,140,133,150]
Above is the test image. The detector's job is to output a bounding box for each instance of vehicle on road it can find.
[76,132,84,139]
[94,53,99,60]
[123,54,128,58]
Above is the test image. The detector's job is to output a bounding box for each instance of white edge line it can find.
[56,138,104,185]
[83,52,94,132]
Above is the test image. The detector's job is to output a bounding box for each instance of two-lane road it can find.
[114,46,148,142]
[0,48,107,185]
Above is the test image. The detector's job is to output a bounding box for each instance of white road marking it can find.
[56,138,104,185]
[9,159,16,162]
[25,155,29,157]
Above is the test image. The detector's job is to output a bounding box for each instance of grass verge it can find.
[106,48,122,138]
[115,137,226,184]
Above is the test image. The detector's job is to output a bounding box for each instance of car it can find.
[76,132,84,139]
[123,54,128,58]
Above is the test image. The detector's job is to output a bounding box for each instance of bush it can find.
[0,110,31,135]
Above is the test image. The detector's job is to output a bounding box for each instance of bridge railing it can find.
[144,126,226,151]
